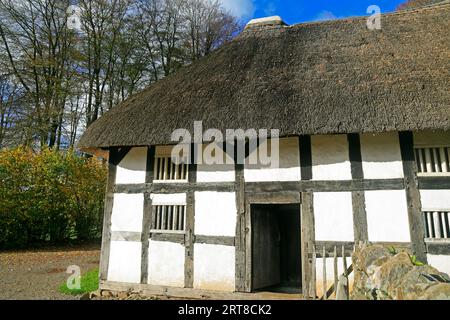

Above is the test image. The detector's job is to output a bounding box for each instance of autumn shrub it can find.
[0,147,107,248]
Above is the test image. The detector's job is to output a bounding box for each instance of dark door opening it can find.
[251,204,302,293]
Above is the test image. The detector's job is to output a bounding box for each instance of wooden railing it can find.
[306,244,355,300]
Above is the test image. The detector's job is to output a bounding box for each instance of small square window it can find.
[423,211,450,240]
[151,205,186,233]
[415,147,450,176]
[154,149,189,182]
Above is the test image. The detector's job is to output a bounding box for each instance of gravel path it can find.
[0,243,100,300]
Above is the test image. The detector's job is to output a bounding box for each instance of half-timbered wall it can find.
[414,130,450,276]
[101,131,450,295]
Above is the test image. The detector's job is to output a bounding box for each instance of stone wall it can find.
[351,244,450,300]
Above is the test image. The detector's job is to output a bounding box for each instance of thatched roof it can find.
[79,2,450,152]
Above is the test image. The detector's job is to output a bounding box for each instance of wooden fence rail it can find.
[307,244,355,300]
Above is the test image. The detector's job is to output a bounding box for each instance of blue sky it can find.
[220,0,408,24]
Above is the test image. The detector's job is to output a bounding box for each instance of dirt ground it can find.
[0,242,100,300]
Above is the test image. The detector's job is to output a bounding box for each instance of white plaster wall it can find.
[314,192,354,241]
[115,147,147,184]
[148,240,185,287]
[197,164,235,183]
[197,144,235,183]
[193,244,235,292]
[312,135,352,181]
[427,254,450,276]
[414,130,450,147]
[315,257,354,297]
[365,190,410,242]
[195,192,237,237]
[244,137,301,182]
[151,193,187,206]
[360,133,404,179]
[420,190,450,211]
[111,193,144,232]
[108,241,142,283]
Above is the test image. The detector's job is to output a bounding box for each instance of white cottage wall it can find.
[420,190,450,210]
[197,144,235,183]
[360,133,404,179]
[244,137,301,182]
[195,192,236,237]
[108,241,142,284]
[115,147,147,184]
[311,135,352,180]
[104,133,450,294]
[111,193,144,232]
[314,192,354,241]
[193,243,236,292]
[151,193,187,206]
[148,240,185,287]
[365,190,410,242]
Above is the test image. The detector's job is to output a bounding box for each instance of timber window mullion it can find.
[415,146,450,176]
[151,204,187,233]
[154,153,188,182]
[423,210,450,240]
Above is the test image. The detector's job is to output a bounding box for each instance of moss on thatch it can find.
[79,3,450,151]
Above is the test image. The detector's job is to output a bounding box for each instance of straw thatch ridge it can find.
[78,3,450,151]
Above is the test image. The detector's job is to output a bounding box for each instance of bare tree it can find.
[183,0,240,61]
[0,0,241,149]
[0,0,75,149]
[78,0,133,126]
[0,75,20,147]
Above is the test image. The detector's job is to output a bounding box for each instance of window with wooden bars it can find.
[423,211,450,240]
[154,156,188,182]
[151,205,186,233]
[415,147,450,176]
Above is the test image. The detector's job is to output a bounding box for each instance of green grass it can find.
[59,268,99,295]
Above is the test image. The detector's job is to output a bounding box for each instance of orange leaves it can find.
[0,146,107,248]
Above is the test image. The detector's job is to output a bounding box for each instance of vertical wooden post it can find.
[299,135,315,298]
[141,146,155,284]
[322,246,327,300]
[99,147,130,282]
[301,192,315,298]
[299,135,313,181]
[244,198,252,293]
[348,134,369,242]
[311,245,317,300]
[333,246,338,299]
[185,144,197,288]
[399,131,427,263]
[343,245,349,297]
[342,245,348,276]
[235,161,246,292]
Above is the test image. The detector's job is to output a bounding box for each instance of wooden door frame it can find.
[242,192,303,293]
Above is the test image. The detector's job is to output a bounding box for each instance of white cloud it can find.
[264,2,277,16]
[218,0,255,18]
[314,10,338,22]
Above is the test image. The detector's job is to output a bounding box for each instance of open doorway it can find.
[251,204,302,293]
